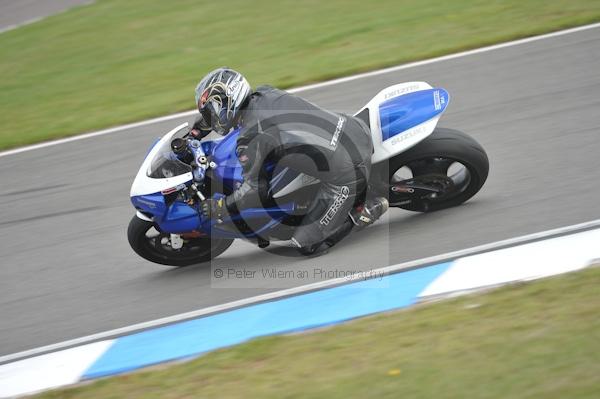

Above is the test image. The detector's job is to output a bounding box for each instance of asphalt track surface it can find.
[0,0,92,33]
[1,27,600,356]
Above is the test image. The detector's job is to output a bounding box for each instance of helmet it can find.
[194,67,251,135]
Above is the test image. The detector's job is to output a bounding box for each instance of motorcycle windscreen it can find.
[146,135,192,179]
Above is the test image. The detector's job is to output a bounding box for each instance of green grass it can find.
[37,267,600,399]
[1,1,600,150]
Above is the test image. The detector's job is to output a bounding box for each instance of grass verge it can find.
[36,266,600,398]
[1,0,600,150]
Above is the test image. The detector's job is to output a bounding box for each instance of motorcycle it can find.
[128,82,489,266]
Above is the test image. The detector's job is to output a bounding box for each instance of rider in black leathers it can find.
[191,68,387,255]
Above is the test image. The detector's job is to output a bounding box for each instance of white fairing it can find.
[130,123,193,197]
[355,81,439,164]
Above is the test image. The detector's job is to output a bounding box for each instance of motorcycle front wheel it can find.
[127,216,234,266]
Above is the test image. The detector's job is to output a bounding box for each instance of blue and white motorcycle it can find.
[128,82,489,266]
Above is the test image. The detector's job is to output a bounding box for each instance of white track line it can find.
[0,1,95,35]
[0,17,43,34]
[2,217,599,365]
[1,21,599,159]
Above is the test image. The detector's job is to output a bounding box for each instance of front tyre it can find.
[127,216,234,266]
[388,128,489,212]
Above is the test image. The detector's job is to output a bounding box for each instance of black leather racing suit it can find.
[216,86,373,254]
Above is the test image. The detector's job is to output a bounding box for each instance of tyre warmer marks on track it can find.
[1,227,599,397]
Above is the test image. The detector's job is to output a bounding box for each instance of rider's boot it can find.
[349,197,389,230]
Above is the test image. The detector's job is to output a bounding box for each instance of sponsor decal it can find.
[433,90,442,111]
[226,78,241,97]
[384,84,420,100]
[330,116,346,149]
[390,128,418,145]
[161,183,187,195]
[320,186,350,226]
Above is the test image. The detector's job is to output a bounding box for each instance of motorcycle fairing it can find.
[130,123,193,197]
[379,88,449,141]
[198,202,297,239]
[356,82,450,163]
[211,129,243,187]
[133,188,296,237]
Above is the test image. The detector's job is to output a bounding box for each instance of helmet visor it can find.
[200,100,230,135]
[200,105,212,128]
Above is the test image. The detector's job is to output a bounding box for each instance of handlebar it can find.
[171,137,215,183]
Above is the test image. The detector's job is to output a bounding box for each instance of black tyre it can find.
[387,128,489,212]
[127,216,234,266]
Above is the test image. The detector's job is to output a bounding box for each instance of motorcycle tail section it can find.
[355,82,450,163]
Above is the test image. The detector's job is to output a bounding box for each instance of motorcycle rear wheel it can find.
[127,216,234,266]
[387,128,489,212]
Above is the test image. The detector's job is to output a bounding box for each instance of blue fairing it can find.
[380,88,449,141]
[209,128,279,188]
[211,128,244,188]
[200,140,218,158]
[131,193,167,217]
[200,203,296,239]
[132,194,201,232]
[160,202,202,232]
[132,190,296,236]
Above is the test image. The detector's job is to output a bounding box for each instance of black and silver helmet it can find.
[194,67,251,135]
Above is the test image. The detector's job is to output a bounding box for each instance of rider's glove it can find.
[201,195,228,223]
[189,114,212,138]
[189,128,210,139]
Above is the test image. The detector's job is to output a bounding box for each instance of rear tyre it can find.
[127,216,234,266]
[387,128,489,212]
